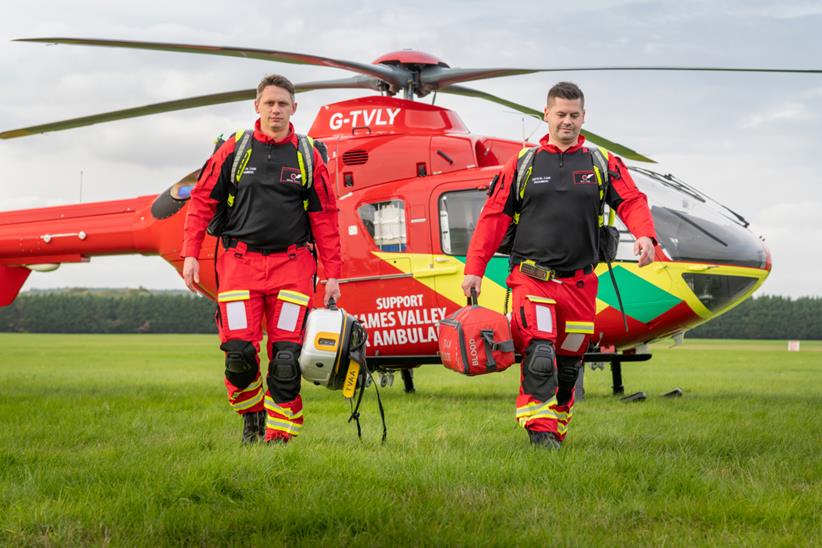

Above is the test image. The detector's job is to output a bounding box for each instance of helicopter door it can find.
[430,178,504,315]
[351,197,439,355]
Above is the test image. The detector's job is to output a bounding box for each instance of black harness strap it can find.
[593,150,629,333]
[346,330,387,444]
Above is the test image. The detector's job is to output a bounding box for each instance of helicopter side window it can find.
[357,200,407,252]
[439,190,486,255]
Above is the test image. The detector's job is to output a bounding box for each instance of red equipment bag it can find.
[438,290,515,376]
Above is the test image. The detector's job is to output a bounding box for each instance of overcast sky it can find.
[1,0,820,297]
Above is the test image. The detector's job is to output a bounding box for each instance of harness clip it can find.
[519,260,554,282]
[234,241,248,258]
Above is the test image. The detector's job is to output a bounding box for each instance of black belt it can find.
[222,238,307,256]
[510,256,593,280]
[554,264,593,278]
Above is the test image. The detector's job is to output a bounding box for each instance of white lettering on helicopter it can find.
[357,294,446,347]
[371,326,439,346]
[376,294,424,310]
[329,108,401,130]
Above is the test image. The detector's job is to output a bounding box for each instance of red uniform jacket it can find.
[182,120,342,279]
[465,134,656,277]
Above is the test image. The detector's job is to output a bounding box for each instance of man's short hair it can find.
[257,74,296,102]
[547,82,584,108]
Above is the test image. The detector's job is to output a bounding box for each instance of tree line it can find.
[0,289,217,334]
[0,290,819,339]
[687,295,821,340]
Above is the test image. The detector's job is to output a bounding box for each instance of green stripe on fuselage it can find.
[456,257,681,323]
[454,256,510,289]
[597,265,681,323]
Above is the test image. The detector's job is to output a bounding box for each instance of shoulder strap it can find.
[513,146,538,224]
[296,134,315,190]
[591,146,612,227]
[590,146,610,186]
[515,146,537,201]
[230,129,254,186]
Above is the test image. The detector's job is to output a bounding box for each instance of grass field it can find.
[1,334,820,546]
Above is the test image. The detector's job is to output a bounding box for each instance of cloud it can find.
[739,103,807,129]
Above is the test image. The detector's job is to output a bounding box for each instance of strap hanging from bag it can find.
[347,363,387,444]
[592,148,629,333]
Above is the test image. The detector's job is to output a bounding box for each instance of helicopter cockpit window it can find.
[439,190,486,255]
[358,200,407,251]
[628,168,767,268]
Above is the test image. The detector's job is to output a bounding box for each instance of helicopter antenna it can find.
[521,117,526,146]
[525,119,543,141]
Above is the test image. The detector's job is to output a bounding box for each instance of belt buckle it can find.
[519,260,553,282]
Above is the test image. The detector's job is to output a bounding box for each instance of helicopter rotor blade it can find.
[439,85,655,163]
[422,65,822,90]
[15,37,410,91]
[0,76,381,139]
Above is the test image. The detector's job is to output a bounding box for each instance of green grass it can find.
[1,334,820,546]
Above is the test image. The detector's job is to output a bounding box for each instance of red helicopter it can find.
[2,38,802,393]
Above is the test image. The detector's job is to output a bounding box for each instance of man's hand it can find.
[461,275,483,298]
[634,236,655,267]
[324,278,341,306]
[182,256,200,292]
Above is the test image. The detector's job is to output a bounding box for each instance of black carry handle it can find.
[480,330,497,370]
[467,287,479,306]
[327,296,338,311]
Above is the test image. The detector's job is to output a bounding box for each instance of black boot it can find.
[257,410,266,439]
[528,429,562,450]
[242,411,261,445]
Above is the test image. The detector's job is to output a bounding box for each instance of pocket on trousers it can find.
[523,295,557,337]
[276,290,311,333]
[218,290,250,331]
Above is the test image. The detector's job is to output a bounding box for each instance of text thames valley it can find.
[355,294,446,347]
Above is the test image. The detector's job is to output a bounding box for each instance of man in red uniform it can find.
[182,74,341,444]
[462,82,656,449]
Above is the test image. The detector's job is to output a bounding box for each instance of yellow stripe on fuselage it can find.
[372,252,507,308]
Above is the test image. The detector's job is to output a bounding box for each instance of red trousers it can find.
[216,244,315,441]
[507,268,597,440]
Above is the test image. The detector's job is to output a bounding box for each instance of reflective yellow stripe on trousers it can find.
[229,378,263,411]
[264,396,304,421]
[516,398,572,427]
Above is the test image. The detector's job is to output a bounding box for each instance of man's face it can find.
[543,97,585,146]
[255,85,297,136]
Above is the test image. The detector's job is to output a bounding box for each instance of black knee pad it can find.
[220,339,258,389]
[522,340,557,401]
[556,356,582,406]
[268,342,302,403]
